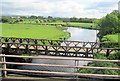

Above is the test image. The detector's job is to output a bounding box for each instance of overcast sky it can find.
[1,0,119,18]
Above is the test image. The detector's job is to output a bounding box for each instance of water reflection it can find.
[67,27,99,42]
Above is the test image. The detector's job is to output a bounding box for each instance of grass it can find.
[8,19,97,29]
[40,22,95,28]
[66,22,94,28]
[2,23,70,40]
[102,33,119,43]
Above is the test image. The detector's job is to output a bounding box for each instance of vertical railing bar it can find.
[74,60,79,80]
[0,54,3,79]
[3,54,7,77]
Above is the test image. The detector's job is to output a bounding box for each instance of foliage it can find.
[20,16,27,19]
[78,51,120,75]
[107,51,120,60]
[1,15,96,23]
[94,10,120,41]
[1,17,9,23]
[69,17,95,23]
[19,18,23,22]
[102,33,119,43]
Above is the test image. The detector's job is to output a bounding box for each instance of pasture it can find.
[14,19,95,29]
[2,23,70,40]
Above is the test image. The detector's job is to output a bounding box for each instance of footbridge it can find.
[0,37,120,80]
[1,37,119,58]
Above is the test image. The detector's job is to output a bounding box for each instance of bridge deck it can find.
[2,74,107,81]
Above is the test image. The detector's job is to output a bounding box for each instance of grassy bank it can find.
[101,33,120,48]
[102,33,119,43]
[2,23,70,40]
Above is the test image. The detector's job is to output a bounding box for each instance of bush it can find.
[78,52,120,75]
[1,17,9,23]
[9,21,13,24]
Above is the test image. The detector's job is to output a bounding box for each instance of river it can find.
[66,27,99,42]
[19,27,99,75]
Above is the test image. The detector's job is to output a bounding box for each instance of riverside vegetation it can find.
[78,10,120,76]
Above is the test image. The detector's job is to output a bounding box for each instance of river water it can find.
[66,27,98,42]
[19,27,99,75]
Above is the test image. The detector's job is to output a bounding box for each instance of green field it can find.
[33,22,95,29]
[2,23,70,40]
[45,22,94,28]
[7,18,96,29]
[102,33,119,43]
[66,22,94,28]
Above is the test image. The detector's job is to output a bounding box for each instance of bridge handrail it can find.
[0,54,119,62]
[2,69,119,78]
[1,36,118,45]
[2,42,120,49]
[1,36,99,43]
[0,54,120,78]
[0,62,119,70]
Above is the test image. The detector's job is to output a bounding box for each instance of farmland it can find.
[19,20,94,29]
[2,23,70,40]
[1,18,95,40]
[7,18,96,29]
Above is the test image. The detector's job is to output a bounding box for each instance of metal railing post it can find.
[0,54,2,80]
[3,54,7,77]
[74,60,79,81]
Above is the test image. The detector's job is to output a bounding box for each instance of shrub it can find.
[78,52,120,75]
[1,17,9,23]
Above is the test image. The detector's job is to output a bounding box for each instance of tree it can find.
[94,11,119,41]
[48,16,53,19]
[1,17,9,23]
[14,19,19,23]
[70,17,78,21]
[29,15,38,19]
[63,18,70,22]
[9,21,13,24]
[35,19,39,23]
[19,18,23,22]
[20,16,27,19]
[38,16,44,19]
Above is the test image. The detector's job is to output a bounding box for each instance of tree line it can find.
[0,15,96,23]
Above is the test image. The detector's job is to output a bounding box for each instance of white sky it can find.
[1,0,120,18]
